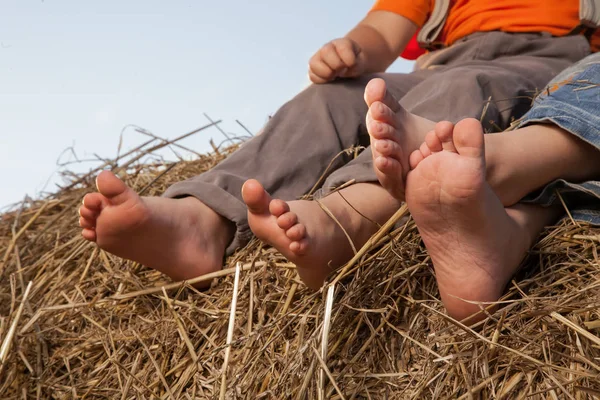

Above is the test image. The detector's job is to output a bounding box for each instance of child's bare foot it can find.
[79,171,234,284]
[242,179,390,289]
[365,78,435,201]
[401,120,533,321]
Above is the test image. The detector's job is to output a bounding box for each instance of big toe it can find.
[242,179,272,215]
[364,78,401,113]
[453,118,485,159]
[96,171,130,201]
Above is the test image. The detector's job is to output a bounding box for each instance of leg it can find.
[486,124,600,206]
[486,53,600,207]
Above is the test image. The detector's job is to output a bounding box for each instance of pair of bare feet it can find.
[242,80,535,320]
[79,79,552,321]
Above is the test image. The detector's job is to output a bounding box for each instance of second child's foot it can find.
[365,78,435,201]
[403,120,532,321]
[79,171,234,284]
[242,179,385,290]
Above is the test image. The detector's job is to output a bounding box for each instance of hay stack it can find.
[1,129,599,399]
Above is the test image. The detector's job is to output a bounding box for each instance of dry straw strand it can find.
[219,262,241,400]
[0,127,599,398]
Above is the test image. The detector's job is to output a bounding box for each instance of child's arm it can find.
[309,11,418,84]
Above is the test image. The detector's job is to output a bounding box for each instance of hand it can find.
[308,38,366,84]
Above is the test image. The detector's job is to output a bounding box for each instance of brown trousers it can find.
[164,31,591,254]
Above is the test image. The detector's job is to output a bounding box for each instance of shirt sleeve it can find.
[370,0,431,27]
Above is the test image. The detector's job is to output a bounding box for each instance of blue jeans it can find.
[519,53,600,224]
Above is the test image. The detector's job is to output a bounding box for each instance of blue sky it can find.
[0,1,413,209]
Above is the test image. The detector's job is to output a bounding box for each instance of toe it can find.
[369,102,397,127]
[374,155,401,175]
[96,171,129,200]
[419,142,432,158]
[368,119,396,140]
[374,156,406,199]
[286,223,307,241]
[79,217,95,229]
[242,179,272,214]
[364,78,401,112]
[424,130,443,153]
[409,149,425,169]
[453,118,485,158]
[373,139,401,158]
[277,211,298,230]
[81,228,97,242]
[83,193,105,210]
[79,206,98,220]
[269,199,290,217]
[435,121,457,153]
[290,239,309,255]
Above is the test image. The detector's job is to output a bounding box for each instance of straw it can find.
[0,125,599,398]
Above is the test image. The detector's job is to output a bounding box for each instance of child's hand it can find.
[308,38,366,84]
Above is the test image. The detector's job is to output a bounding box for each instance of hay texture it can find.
[1,127,600,399]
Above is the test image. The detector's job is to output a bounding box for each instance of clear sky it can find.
[0,1,413,209]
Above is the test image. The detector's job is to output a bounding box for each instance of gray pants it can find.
[164,31,591,254]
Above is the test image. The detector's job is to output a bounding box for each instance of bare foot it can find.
[79,171,234,284]
[401,120,533,321]
[242,179,390,289]
[365,78,435,201]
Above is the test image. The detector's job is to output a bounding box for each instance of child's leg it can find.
[486,124,600,206]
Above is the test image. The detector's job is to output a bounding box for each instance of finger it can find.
[309,69,330,84]
[309,54,335,83]
[331,39,358,68]
[320,43,346,73]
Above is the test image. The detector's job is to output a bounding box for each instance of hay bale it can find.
[0,136,599,399]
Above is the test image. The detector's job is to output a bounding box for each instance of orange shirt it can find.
[371,0,600,52]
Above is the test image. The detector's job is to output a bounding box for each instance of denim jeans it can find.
[519,53,600,224]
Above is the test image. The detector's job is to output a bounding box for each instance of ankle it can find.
[179,196,236,248]
[484,136,521,206]
[401,111,435,155]
[320,189,390,246]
